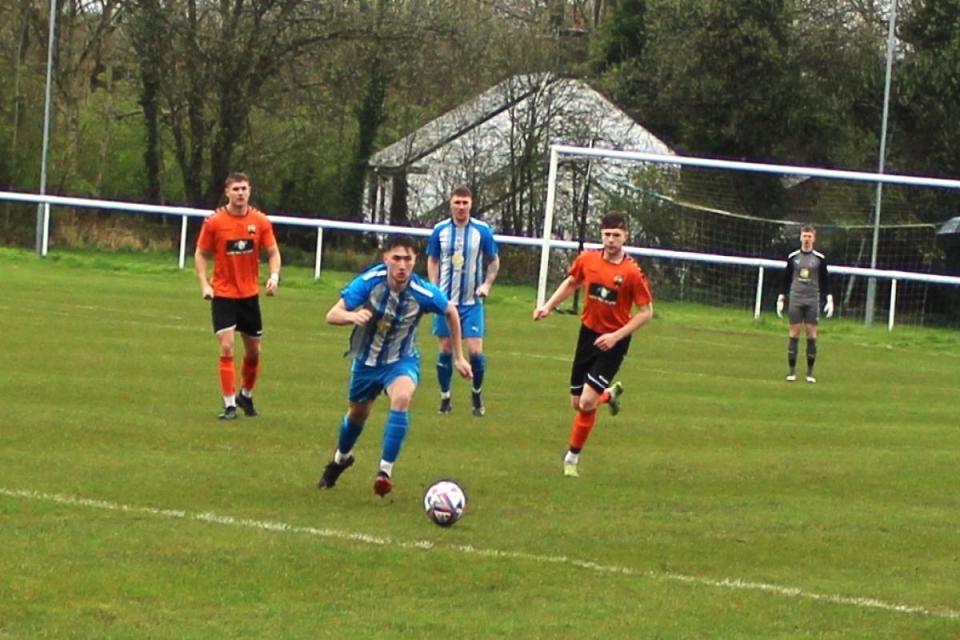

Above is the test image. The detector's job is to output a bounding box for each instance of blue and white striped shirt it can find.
[427,219,498,306]
[341,267,450,367]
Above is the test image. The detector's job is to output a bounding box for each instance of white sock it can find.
[564,451,579,465]
[223,395,236,407]
[379,460,394,477]
[239,388,251,398]
[440,391,451,400]
[334,449,353,464]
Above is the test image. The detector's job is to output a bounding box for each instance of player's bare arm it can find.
[476,254,500,299]
[427,255,441,285]
[326,299,373,327]
[264,244,282,296]
[533,276,580,320]
[194,248,215,300]
[445,304,473,379]
[593,303,653,351]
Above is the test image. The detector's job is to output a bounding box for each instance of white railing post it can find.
[754,266,764,320]
[40,203,51,256]
[888,279,897,331]
[178,215,188,269]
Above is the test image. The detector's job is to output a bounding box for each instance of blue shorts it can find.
[348,356,420,403]
[432,303,484,339]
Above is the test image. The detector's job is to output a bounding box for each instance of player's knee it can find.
[390,395,413,411]
[577,397,598,413]
[348,404,371,423]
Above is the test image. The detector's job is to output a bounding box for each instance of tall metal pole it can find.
[36,0,57,256]
[865,0,898,326]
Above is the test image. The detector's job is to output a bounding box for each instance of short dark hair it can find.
[382,234,419,254]
[451,186,472,199]
[225,172,251,187]
[801,225,816,234]
[600,212,628,231]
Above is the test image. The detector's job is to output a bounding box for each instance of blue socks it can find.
[436,352,453,394]
[381,410,409,463]
[335,410,410,471]
[470,354,486,391]
[337,415,365,456]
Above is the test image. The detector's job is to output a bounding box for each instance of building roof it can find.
[371,72,672,172]
[366,73,674,224]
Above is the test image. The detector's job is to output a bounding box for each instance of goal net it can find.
[538,146,960,328]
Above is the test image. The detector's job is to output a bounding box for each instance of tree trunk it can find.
[132,0,164,202]
[95,64,114,194]
[344,54,389,221]
[389,172,409,227]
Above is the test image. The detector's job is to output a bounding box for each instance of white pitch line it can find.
[2,487,958,622]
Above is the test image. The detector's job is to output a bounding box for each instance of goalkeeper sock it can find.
[806,338,817,374]
[787,337,799,371]
[568,408,597,450]
[436,352,453,395]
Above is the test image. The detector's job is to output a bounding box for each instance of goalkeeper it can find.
[776,225,833,383]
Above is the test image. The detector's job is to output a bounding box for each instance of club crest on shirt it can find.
[588,282,618,305]
[613,274,624,288]
[247,224,257,235]
[452,252,465,268]
[226,238,255,255]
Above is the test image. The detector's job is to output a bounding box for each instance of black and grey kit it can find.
[783,249,830,323]
[782,249,831,379]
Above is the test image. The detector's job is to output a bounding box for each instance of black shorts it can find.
[211,296,263,337]
[569,325,631,396]
[788,303,818,325]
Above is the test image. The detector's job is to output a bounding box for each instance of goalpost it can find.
[538,144,960,328]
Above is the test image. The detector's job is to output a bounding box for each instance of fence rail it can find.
[3,189,959,331]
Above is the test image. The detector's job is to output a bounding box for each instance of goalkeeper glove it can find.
[823,294,834,319]
[776,294,785,318]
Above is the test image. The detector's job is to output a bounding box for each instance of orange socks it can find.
[241,355,259,393]
[219,356,235,397]
[568,408,597,450]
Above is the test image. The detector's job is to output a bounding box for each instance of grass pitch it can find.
[1,247,959,639]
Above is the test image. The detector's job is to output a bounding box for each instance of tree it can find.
[127,0,349,205]
[898,0,960,176]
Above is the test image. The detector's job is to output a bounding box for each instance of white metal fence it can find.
[3,188,960,331]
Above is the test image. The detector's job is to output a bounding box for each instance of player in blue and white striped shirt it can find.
[318,236,472,497]
[427,186,500,417]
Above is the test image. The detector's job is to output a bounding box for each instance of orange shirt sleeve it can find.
[196,214,219,254]
[631,263,653,307]
[567,252,587,282]
[258,213,277,250]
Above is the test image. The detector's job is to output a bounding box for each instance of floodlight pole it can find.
[35,0,57,256]
[865,0,898,327]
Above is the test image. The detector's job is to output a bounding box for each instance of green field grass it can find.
[1,247,959,639]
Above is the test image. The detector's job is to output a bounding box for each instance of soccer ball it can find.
[423,479,466,527]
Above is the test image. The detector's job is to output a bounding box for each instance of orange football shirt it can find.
[196,207,277,299]
[568,250,653,334]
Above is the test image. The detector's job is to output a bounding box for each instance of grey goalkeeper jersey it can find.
[783,249,829,307]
